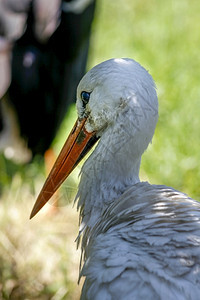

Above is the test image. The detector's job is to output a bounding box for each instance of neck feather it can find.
[75,125,141,230]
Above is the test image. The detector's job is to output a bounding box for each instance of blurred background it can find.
[0,0,200,299]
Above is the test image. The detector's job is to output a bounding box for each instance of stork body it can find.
[80,183,200,299]
[31,58,200,299]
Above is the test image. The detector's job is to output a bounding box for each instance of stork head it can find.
[77,58,158,134]
[30,58,158,218]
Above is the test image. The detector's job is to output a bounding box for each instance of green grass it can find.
[1,0,200,298]
[0,172,81,299]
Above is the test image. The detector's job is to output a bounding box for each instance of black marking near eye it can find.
[81,91,90,107]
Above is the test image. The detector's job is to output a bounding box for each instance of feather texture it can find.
[68,59,200,299]
[80,183,200,299]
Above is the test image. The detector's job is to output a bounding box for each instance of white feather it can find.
[73,58,200,299]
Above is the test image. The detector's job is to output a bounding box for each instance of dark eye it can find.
[81,91,90,106]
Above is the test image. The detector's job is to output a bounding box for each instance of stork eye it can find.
[81,91,90,106]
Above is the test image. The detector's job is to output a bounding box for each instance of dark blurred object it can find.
[0,0,96,163]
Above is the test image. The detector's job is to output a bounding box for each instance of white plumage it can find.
[80,183,200,299]
[31,58,200,299]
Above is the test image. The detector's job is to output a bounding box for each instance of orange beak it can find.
[30,117,98,219]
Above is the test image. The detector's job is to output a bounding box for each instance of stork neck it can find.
[76,127,141,228]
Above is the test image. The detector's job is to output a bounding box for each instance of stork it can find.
[31,58,200,299]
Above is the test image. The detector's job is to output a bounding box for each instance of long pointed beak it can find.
[30,117,98,219]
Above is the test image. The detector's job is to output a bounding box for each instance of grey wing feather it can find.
[80,182,200,299]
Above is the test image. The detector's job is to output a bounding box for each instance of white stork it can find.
[31,58,200,299]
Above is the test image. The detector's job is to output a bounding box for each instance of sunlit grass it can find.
[0,155,81,299]
[0,0,200,298]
